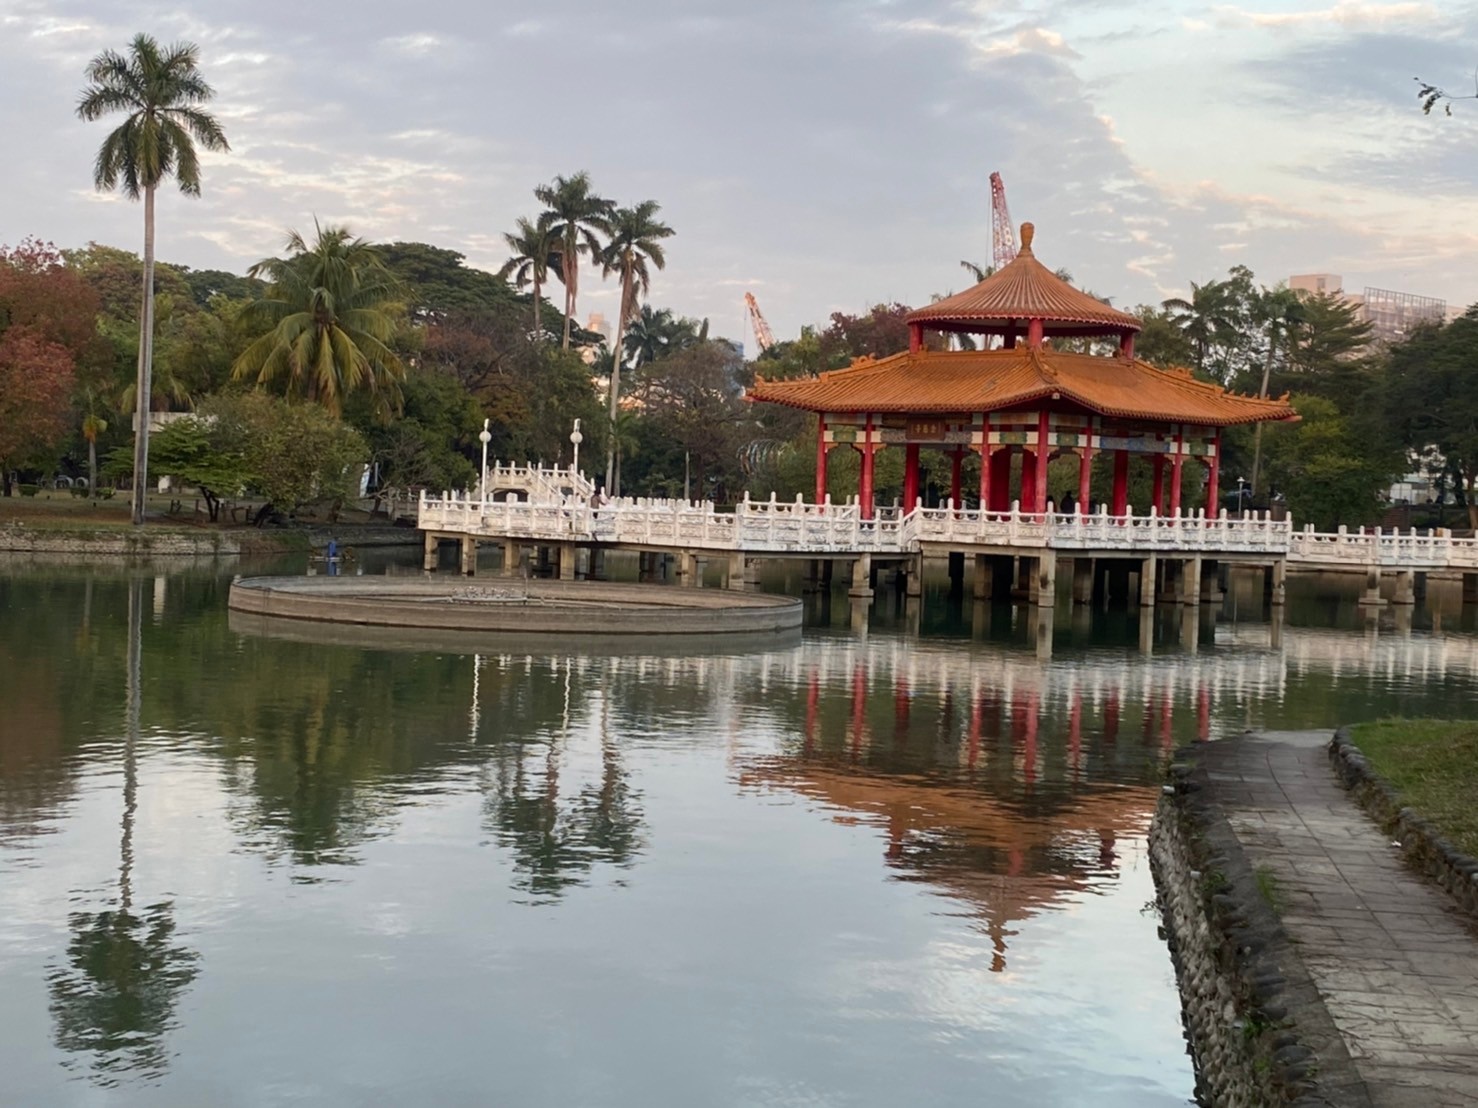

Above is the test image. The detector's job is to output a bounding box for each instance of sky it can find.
[2,0,1477,343]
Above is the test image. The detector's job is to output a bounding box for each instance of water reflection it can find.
[7,562,1478,1103]
[45,579,198,1086]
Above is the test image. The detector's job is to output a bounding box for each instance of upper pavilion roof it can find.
[907,223,1141,337]
[749,347,1297,425]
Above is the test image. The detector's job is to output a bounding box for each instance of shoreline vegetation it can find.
[1348,719,1478,858]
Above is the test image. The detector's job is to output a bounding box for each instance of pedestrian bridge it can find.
[419,479,1478,572]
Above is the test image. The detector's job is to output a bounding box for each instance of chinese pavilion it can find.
[749,224,1297,518]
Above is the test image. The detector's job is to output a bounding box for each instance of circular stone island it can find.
[228,576,804,639]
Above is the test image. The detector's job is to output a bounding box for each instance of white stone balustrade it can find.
[420,487,1478,570]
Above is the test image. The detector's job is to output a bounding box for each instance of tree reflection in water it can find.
[480,657,644,902]
[46,578,197,1085]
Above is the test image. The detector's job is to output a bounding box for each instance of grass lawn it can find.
[1350,719,1478,858]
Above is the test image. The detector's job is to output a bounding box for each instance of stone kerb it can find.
[1151,747,1365,1108]
[1328,727,1478,922]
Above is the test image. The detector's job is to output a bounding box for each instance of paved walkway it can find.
[1204,731,1478,1107]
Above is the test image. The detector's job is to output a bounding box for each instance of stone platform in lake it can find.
[228,576,804,638]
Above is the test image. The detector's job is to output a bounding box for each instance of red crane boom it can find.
[990,172,1017,272]
[744,292,776,352]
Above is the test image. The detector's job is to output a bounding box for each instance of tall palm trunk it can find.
[605,278,630,496]
[130,186,157,526]
[88,438,98,495]
[560,252,577,350]
[531,273,542,339]
[1249,343,1276,498]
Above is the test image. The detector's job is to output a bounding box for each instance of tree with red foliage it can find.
[0,240,102,494]
[0,328,75,494]
[817,302,920,366]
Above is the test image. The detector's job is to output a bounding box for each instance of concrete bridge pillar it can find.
[501,540,519,576]
[423,531,438,571]
[973,553,991,600]
[1139,555,1157,608]
[1393,569,1416,606]
[1178,556,1202,606]
[1464,572,1478,606]
[460,535,477,576]
[1270,559,1288,607]
[1071,557,1094,606]
[1033,551,1057,608]
[693,556,708,588]
[728,553,747,591]
[906,554,923,599]
[1357,565,1386,608]
[848,554,874,600]
[590,548,607,581]
[558,544,576,581]
[1200,559,1224,605]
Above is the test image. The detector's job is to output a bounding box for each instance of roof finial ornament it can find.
[1019,222,1035,253]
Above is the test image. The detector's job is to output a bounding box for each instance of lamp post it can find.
[478,418,491,512]
[570,418,583,479]
[1236,476,1247,519]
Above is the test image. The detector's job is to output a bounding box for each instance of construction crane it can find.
[744,292,776,352]
[990,171,1017,271]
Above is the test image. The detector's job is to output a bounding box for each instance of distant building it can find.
[1288,273,1447,345]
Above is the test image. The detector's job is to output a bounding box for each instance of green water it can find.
[4,555,1476,1106]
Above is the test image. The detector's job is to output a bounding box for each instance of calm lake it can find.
[3,554,1476,1106]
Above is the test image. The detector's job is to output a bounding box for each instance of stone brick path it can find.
[1203,730,1478,1107]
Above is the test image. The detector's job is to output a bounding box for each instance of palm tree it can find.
[231,224,407,419]
[622,306,705,371]
[79,388,108,495]
[497,215,558,338]
[77,34,229,526]
[1162,280,1236,375]
[534,172,614,350]
[1250,286,1307,497]
[960,260,993,283]
[600,201,674,494]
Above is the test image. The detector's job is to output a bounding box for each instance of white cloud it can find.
[1208,1,1440,30]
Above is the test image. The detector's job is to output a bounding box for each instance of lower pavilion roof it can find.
[749,347,1297,426]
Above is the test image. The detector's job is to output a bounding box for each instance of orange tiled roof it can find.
[748,347,1297,425]
[908,224,1141,335]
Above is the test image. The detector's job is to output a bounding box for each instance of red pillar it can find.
[815,417,828,504]
[1151,455,1165,514]
[1205,430,1221,515]
[990,447,1012,511]
[1170,432,1185,517]
[978,448,991,510]
[908,322,923,354]
[949,448,963,508]
[1020,448,1038,513]
[860,444,875,519]
[903,442,920,511]
[1111,451,1129,516]
[1027,317,1044,348]
[1035,409,1050,513]
[1076,447,1093,514]
[1119,331,1135,359]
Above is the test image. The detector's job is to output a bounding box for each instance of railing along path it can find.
[420,485,1478,570]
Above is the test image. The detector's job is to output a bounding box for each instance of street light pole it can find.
[570,418,583,480]
[478,418,491,512]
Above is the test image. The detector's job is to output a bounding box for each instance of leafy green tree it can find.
[347,366,480,503]
[622,305,705,372]
[497,217,559,337]
[600,201,675,492]
[819,303,916,365]
[142,416,248,520]
[376,241,516,322]
[77,33,229,525]
[1162,279,1238,378]
[232,224,407,419]
[1262,395,1399,529]
[535,172,614,350]
[177,267,263,306]
[1130,305,1195,368]
[1387,310,1478,527]
[1248,285,1307,496]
